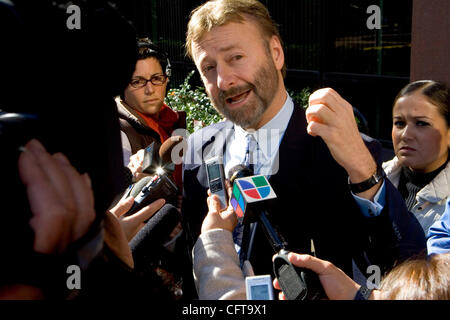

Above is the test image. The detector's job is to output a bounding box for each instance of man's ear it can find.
[270,35,284,72]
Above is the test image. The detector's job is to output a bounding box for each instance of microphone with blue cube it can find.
[230,174,277,225]
[229,165,326,300]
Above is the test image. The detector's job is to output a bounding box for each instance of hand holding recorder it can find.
[202,180,236,234]
[205,156,229,211]
[228,164,326,300]
[273,252,367,300]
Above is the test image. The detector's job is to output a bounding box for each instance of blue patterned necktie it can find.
[233,134,258,265]
[243,134,258,171]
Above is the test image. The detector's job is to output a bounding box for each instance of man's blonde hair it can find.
[186,0,286,77]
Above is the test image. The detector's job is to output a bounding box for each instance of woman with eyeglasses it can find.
[115,38,186,300]
[116,38,185,185]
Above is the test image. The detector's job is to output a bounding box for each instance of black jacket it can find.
[181,103,426,294]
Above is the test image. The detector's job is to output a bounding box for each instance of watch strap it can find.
[349,166,385,193]
[354,285,373,300]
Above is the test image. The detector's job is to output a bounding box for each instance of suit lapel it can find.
[201,122,234,161]
[195,120,234,188]
[270,104,313,184]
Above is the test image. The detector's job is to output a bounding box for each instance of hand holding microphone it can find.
[127,136,185,183]
[109,196,166,241]
[228,164,325,300]
[110,135,185,269]
[273,252,363,300]
[127,149,148,183]
[124,136,184,217]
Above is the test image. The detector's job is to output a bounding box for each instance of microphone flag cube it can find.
[230,175,277,224]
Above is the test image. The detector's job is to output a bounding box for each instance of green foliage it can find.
[165,70,223,133]
[287,87,364,131]
[288,87,311,109]
[166,70,313,133]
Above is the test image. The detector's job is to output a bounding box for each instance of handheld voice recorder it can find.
[205,156,228,210]
[245,275,274,300]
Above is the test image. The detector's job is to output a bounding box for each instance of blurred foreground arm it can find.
[1,139,96,299]
[19,139,96,254]
[193,181,247,300]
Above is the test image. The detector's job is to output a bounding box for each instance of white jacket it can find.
[383,157,450,234]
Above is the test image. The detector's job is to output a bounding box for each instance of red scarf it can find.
[136,104,182,188]
[136,103,179,143]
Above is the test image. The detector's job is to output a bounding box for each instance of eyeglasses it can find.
[129,74,168,88]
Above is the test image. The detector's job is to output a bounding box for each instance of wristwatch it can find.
[354,285,374,300]
[348,166,384,194]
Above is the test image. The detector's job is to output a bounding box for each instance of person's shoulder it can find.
[116,98,134,120]
[382,157,400,172]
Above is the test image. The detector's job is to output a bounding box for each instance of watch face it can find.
[349,166,384,193]
[354,285,373,300]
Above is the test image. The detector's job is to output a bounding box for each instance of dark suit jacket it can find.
[182,104,426,295]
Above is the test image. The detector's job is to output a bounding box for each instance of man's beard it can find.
[209,58,279,129]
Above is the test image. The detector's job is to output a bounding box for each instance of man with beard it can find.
[181,0,426,299]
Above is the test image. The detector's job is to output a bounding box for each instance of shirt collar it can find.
[235,93,294,157]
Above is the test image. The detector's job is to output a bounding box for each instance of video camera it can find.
[124,137,183,216]
[0,111,43,276]
[1,110,40,155]
[0,110,42,197]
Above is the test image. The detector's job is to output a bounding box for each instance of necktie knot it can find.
[233,133,258,265]
[244,134,257,171]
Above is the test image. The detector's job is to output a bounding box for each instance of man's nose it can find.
[216,63,236,91]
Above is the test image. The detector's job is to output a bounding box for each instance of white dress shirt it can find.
[224,93,294,177]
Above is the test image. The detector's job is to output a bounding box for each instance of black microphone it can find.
[141,135,183,176]
[124,173,178,217]
[122,166,134,187]
[159,135,185,166]
[142,141,161,174]
[228,165,325,300]
[123,137,184,217]
[129,203,181,267]
[129,176,153,199]
[228,164,253,183]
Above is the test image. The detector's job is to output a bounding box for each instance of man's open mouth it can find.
[226,90,251,105]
